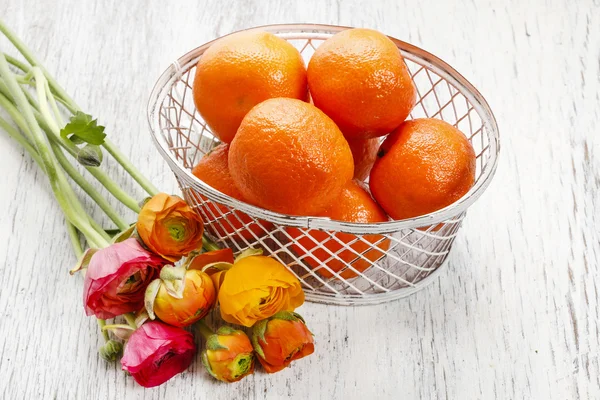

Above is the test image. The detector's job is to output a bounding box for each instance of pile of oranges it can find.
[191,28,476,280]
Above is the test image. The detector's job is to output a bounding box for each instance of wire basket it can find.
[147,24,500,305]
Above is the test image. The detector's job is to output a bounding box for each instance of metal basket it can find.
[147,24,500,305]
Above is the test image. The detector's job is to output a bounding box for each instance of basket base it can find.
[303,257,449,306]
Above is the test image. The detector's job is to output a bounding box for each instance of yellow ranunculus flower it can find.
[218,255,304,327]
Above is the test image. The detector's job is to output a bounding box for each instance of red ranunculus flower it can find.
[121,321,196,387]
[83,238,167,319]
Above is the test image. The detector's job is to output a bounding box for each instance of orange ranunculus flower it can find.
[145,265,216,327]
[136,193,204,262]
[218,253,304,327]
[201,325,255,383]
[252,311,314,373]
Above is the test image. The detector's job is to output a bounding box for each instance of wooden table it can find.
[1,0,598,398]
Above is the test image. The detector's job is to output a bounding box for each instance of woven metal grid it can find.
[150,26,497,305]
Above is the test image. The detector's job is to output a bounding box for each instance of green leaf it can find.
[69,136,85,145]
[60,111,106,145]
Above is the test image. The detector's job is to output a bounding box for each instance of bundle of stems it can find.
[0,20,217,257]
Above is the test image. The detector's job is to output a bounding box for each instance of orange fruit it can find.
[348,138,380,181]
[369,118,476,220]
[192,144,273,241]
[192,30,308,143]
[288,180,390,279]
[229,98,354,216]
[307,28,416,140]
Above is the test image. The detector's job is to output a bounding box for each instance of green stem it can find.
[4,53,30,73]
[123,313,138,329]
[67,222,83,258]
[97,319,110,342]
[0,115,108,247]
[51,141,129,230]
[0,55,108,248]
[197,319,215,339]
[0,90,129,230]
[0,114,42,166]
[44,78,64,127]
[30,67,110,242]
[0,115,109,245]
[0,20,77,110]
[102,138,159,196]
[0,22,157,196]
[202,234,220,252]
[0,81,141,214]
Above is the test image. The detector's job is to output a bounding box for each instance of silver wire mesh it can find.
[148,25,499,305]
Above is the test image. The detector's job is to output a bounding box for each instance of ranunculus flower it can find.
[218,252,304,327]
[136,193,204,262]
[252,311,314,373]
[121,321,196,388]
[83,238,167,319]
[200,324,255,383]
[144,265,216,327]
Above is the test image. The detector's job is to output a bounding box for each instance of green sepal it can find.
[159,264,186,298]
[271,310,304,323]
[206,334,228,351]
[201,350,218,379]
[234,248,263,262]
[135,310,149,327]
[138,196,152,209]
[216,325,239,336]
[111,224,136,244]
[144,279,161,320]
[69,247,98,275]
[101,324,135,341]
[251,319,268,359]
[99,340,123,362]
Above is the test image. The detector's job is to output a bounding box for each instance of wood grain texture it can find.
[0,0,599,398]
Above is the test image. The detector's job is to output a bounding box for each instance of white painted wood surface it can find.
[0,0,598,398]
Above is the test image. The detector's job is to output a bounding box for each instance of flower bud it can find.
[77,144,103,167]
[99,340,123,362]
[252,311,314,373]
[145,265,216,327]
[201,326,255,383]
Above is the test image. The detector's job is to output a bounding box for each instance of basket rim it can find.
[147,23,500,235]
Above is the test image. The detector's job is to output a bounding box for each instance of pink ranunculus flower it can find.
[121,321,196,387]
[83,238,167,319]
